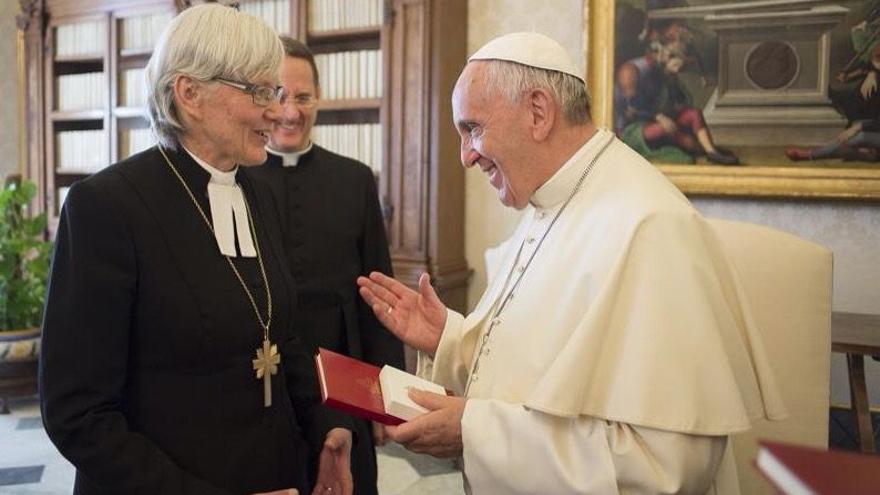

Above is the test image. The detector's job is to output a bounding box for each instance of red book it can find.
[756,440,880,495]
[314,347,404,426]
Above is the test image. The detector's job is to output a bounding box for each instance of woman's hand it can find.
[311,428,353,495]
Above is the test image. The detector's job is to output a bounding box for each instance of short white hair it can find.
[481,60,591,125]
[145,4,283,149]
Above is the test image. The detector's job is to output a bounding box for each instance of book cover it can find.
[314,347,404,426]
[378,364,447,421]
[756,440,880,495]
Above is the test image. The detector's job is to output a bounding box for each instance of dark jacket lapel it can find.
[116,146,226,308]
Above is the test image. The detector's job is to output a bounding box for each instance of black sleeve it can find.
[246,172,356,453]
[39,179,230,495]
[357,169,405,369]
[280,335,354,453]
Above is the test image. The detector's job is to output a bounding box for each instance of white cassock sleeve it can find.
[461,399,728,495]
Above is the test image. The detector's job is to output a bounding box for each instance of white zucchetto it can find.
[469,32,584,82]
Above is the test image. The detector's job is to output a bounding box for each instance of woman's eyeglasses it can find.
[214,78,283,107]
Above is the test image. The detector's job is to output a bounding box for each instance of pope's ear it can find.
[527,87,556,142]
[173,75,206,119]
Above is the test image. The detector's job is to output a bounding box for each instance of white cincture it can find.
[184,147,256,258]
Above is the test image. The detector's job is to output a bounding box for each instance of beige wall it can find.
[0,0,21,181]
[466,0,880,406]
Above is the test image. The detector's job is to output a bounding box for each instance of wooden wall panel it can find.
[385,0,470,311]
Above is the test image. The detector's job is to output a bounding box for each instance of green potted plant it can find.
[0,178,51,413]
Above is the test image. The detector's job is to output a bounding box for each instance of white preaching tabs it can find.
[378,365,446,421]
[183,146,256,258]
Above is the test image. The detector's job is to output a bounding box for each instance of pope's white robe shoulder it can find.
[425,128,786,436]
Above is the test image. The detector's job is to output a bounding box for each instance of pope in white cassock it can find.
[357,32,787,495]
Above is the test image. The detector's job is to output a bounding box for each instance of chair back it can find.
[709,218,833,495]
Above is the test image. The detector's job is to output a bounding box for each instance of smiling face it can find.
[268,56,319,153]
[452,62,537,210]
[186,75,281,169]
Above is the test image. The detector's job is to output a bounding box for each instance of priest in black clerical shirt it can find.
[247,37,404,495]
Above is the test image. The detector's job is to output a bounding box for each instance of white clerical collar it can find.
[531,128,611,209]
[266,141,314,167]
[181,145,256,258]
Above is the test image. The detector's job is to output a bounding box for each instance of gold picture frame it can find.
[586,0,880,199]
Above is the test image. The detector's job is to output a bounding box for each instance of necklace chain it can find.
[158,147,273,340]
[465,135,615,396]
[492,135,614,319]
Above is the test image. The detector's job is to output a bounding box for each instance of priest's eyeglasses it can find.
[279,91,318,109]
[214,78,284,107]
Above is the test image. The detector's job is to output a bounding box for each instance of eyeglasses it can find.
[279,92,318,109]
[214,78,283,106]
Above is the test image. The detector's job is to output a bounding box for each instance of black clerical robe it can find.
[40,146,348,495]
[248,146,404,495]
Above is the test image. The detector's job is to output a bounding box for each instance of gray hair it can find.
[481,60,591,125]
[145,4,283,149]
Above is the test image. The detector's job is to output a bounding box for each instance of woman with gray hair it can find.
[40,5,352,495]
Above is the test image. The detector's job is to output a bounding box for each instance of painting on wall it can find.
[586,0,880,198]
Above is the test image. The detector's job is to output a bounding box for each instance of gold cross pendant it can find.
[253,338,281,407]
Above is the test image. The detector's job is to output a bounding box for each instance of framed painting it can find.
[587,0,880,199]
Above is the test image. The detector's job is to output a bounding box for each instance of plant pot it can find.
[0,327,40,414]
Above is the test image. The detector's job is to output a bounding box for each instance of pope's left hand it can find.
[311,428,353,495]
[384,389,466,458]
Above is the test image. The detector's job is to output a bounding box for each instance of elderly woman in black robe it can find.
[40,4,352,495]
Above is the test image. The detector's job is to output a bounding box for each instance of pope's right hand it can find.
[357,272,447,354]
